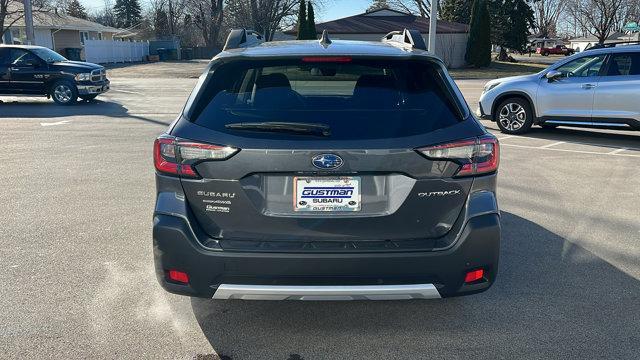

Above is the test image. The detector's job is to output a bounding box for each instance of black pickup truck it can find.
[0,45,109,105]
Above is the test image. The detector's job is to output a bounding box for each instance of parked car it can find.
[152,29,501,301]
[479,45,640,134]
[537,45,575,56]
[0,45,109,105]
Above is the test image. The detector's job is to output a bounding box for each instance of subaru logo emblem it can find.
[312,154,343,170]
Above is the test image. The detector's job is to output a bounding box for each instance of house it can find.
[568,32,640,52]
[280,8,470,68]
[1,3,128,56]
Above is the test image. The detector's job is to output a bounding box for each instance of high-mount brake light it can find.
[301,56,352,63]
[153,135,238,178]
[416,135,499,177]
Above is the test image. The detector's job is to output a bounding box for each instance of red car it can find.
[537,45,575,56]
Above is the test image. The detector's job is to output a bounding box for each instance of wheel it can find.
[542,52,549,56]
[80,94,98,101]
[495,98,534,134]
[51,81,78,105]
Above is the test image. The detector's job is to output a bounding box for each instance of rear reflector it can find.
[464,269,484,283]
[416,135,499,177]
[153,135,238,178]
[301,56,352,63]
[168,270,189,284]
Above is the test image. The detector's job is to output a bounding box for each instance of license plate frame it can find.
[293,177,361,212]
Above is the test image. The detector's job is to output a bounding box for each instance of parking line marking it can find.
[539,141,565,149]
[40,120,71,127]
[111,89,143,95]
[502,143,640,158]
[496,135,514,141]
[608,148,628,155]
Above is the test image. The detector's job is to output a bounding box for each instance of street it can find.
[1,70,639,359]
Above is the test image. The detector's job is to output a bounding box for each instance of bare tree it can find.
[388,0,432,17]
[533,0,565,37]
[570,0,625,44]
[1,0,50,39]
[224,0,299,41]
[186,0,224,47]
[89,0,117,28]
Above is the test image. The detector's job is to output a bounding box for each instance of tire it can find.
[495,97,534,134]
[51,80,78,105]
[542,52,549,56]
[80,94,98,101]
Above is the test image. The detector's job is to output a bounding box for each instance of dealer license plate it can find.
[294,177,361,212]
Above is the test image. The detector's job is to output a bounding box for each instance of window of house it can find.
[80,31,89,45]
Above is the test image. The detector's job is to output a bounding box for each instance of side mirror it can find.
[545,70,563,81]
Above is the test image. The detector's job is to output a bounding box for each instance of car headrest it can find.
[354,74,396,91]
[256,73,291,90]
[352,75,399,108]
[608,59,621,76]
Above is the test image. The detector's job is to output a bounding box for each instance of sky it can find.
[80,0,373,23]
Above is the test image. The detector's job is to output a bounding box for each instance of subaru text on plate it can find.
[0,45,109,105]
[153,29,501,301]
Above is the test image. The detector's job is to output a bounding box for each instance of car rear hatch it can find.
[159,57,496,247]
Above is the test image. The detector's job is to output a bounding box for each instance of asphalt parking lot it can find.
[1,65,639,359]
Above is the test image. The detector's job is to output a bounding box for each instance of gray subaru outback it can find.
[153,29,501,300]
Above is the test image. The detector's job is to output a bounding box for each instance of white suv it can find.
[478,45,640,134]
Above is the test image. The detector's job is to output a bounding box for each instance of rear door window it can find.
[0,48,10,65]
[188,59,466,140]
[605,53,640,76]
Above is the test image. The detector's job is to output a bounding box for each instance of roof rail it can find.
[223,28,264,51]
[586,41,640,51]
[381,28,427,51]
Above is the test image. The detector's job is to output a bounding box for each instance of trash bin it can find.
[157,48,168,61]
[181,48,193,60]
[65,48,82,61]
[168,49,178,60]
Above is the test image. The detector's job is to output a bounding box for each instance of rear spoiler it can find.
[381,29,427,51]
[223,29,264,51]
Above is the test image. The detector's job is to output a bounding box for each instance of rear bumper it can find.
[153,212,501,299]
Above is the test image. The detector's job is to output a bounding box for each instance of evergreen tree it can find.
[113,0,143,29]
[67,0,88,20]
[306,1,317,40]
[440,0,472,24]
[465,0,491,67]
[489,0,534,58]
[296,0,307,40]
[367,0,389,12]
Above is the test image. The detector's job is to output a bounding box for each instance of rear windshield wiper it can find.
[224,122,331,137]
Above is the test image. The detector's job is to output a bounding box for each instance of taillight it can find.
[153,135,238,178]
[416,135,499,177]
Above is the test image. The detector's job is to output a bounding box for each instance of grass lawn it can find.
[449,61,548,80]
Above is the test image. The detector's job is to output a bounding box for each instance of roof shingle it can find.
[285,9,469,35]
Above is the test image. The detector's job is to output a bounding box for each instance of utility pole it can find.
[24,0,35,45]
[428,0,437,53]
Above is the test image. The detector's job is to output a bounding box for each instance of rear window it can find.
[188,58,466,140]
